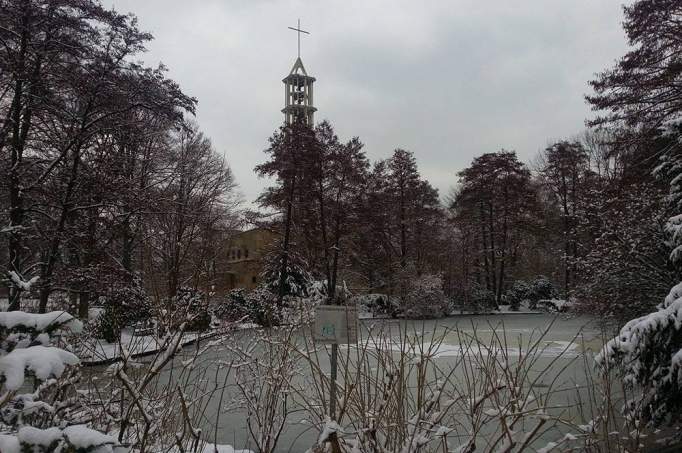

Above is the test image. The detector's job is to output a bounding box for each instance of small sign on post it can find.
[313,304,358,423]
[313,305,358,344]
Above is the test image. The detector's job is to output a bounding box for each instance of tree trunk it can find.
[487,202,497,298]
[39,144,82,313]
[479,204,491,291]
[6,7,30,311]
[78,291,90,319]
[277,175,297,307]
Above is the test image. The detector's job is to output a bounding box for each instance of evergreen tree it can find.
[453,151,538,307]
[590,0,682,426]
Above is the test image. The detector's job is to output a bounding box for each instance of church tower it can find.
[282,20,316,125]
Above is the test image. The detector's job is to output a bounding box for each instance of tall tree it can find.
[354,149,441,298]
[145,123,237,300]
[257,120,369,303]
[306,122,369,298]
[453,151,538,307]
[256,119,317,305]
[0,0,195,311]
[539,141,589,296]
[387,149,422,270]
[590,0,682,426]
[587,0,682,133]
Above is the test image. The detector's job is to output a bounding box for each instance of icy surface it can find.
[200,444,253,453]
[342,339,579,359]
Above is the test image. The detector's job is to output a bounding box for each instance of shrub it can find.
[0,311,123,451]
[470,285,497,312]
[505,280,531,311]
[261,248,312,298]
[93,279,152,342]
[212,288,249,322]
[526,276,557,309]
[244,288,281,327]
[354,293,399,317]
[170,287,211,332]
[402,274,449,319]
[538,298,573,313]
[214,287,280,327]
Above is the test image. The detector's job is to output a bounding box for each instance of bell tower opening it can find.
[282,20,317,125]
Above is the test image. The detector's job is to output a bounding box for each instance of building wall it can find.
[213,228,278,293]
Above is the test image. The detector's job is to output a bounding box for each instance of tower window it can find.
[245,249,249,259]
[237,249,241,259]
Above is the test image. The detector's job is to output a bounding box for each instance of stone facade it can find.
[214,228,278,293]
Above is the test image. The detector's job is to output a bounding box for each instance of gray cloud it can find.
[104,0,630,203]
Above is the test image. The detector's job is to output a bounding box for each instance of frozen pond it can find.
[162,312,604,452]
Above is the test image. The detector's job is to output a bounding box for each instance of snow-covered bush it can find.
[402,274,449,319]
[0,311,123,452]
[505,280,531,311]
[538,298,573,313]
[228,326,297,452]
[261,248,312,298]
[527,276,557,309]
[218,287,279,326]
[295,321,611,452]
[575,184,675,325]
[244,288,280,327]
[212,288,249,322]
[469,285,496,312]
[168,287,211,332]
[0,425,121,453]
[213,287,280,327]
[94,278,153,342]
[353,293,399,317]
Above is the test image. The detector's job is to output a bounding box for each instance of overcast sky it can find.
[104,0,630,204]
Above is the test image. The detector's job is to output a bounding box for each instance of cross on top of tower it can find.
[288,19,309,59]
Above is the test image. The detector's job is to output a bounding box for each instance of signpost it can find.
[313,305,357,421]
[313,305,358,344]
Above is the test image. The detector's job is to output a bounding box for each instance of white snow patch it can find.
[17,426,63,447]
[7,271,39,292]
[0,311,82,334]
[0,346,79,390]
[0,434,20,453]
[537,441,558,453]
[63,425,116,450]
[318,418,343,444]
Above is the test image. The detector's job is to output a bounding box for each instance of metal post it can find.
[330,343,338,418]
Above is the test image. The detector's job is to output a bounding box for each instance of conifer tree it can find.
[590,0,682,426]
